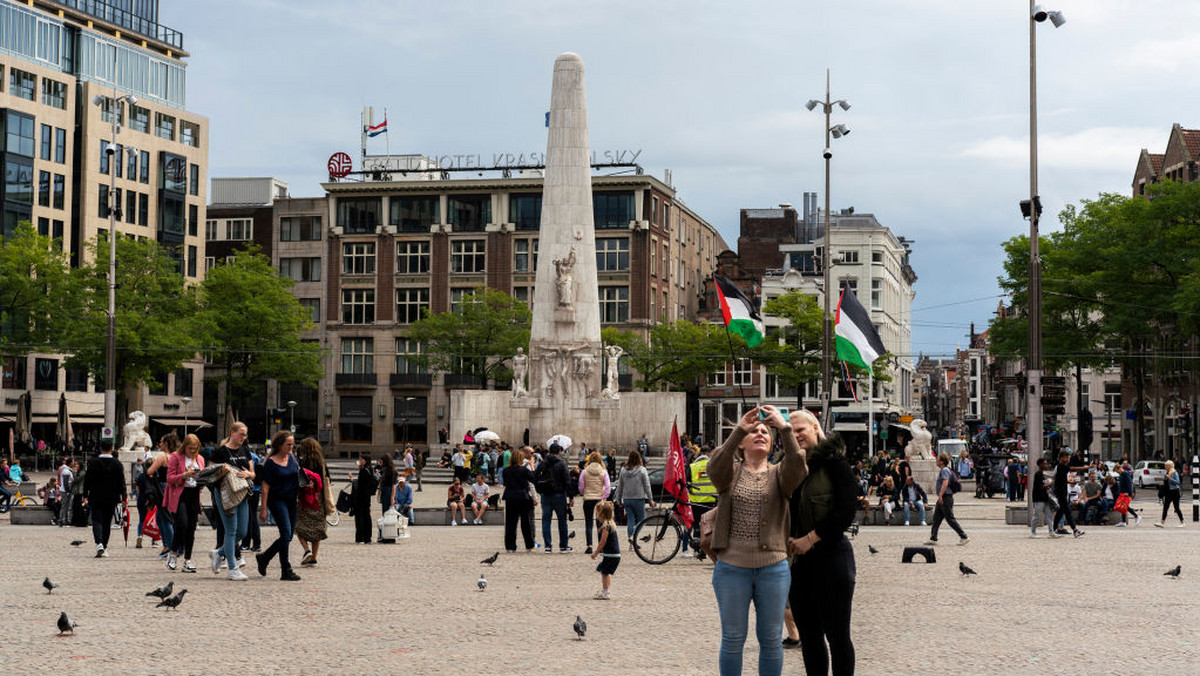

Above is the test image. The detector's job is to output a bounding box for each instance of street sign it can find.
[880,430,889,440]
[101,427,113,440]
[899,415,914,424]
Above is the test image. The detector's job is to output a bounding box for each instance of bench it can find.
[413,505,505,526]
[855,509,923,526]
[9,505,56,525]
[1005,505,1128,526]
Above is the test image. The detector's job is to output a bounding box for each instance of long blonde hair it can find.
[220,421,247,449]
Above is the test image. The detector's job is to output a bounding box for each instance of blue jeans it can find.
[623,499,647,539]
[903,500,926,524]
[541,492,569,549]
[711,559,790,676]
[263,497,296,573]
[156,500,175,550]
[217,498,250,567]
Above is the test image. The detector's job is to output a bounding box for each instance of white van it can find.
[936,439,968,458]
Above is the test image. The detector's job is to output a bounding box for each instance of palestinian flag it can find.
[714,274,764,348]
[835,285,886,373]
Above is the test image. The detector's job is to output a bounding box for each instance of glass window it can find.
[126,146,137,178]
[138,193,148,226]
[37,170,50,207]
[594,191,634,229]
[450,239,486,273]
[280,216,322,241]
[341,338,374,374]
[180,121,199,148]
[395,338,426,374]
[125,190,136,224]
[395,240,430,274]
[5,158,33,205]
[37,216,49,236]
[155,112,175,140]
[206,220,218,241]
[514,238,539,272]
[342,242,376,275]
[187,245,197,277]
[298,298,320,323]
[114,145,124,178]
[5,111,34,157]
[447,195,490,231]
[52,219,62,242]
[99,140,111,174]
[839,250,859,264]
[9,68,34,100]
[39,124,51,160]
[391,196,438,231]
[174,368,193,397]
[130,105,149,133]
[34,357,58,390]
[733,358,753,386]
[54,127,66,163]
[188,204,197,237]
[871,279,883,310]
[280,257,322,282]
[450,287,476,314]
[139,150,150,183]
[2,356,27,389]
[337,198,381,234]
[40,78,66,109]
[599,286,629,323]
[509,193,541,230]
[341,288,375,324]
[339,394,374,443]
[224,219,252,240]
[872,251,883,264]
[158,193,185,237]
[160,152,187,192]
[395,288,430,324]
[64,368,88,392]
[596,237,629,271]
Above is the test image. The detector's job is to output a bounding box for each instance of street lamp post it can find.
[1025,3,1065,517]
[92,74,138,437]
[286,400,297,433]
[807,69,851,429]
[181,396,192,437]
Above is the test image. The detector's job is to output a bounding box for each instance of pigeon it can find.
[156,589,188,610]
[958,562,977,577]
[640,534,652,543]
[847,523,860,539]
[477,574,487,591]
[69,540,84,547]
[868,545,879,555]
[43,577,59,594]
[573,615,587,640]
[145,581,174,599]
[480,552,499,566]
[57,611,76,635]
[1164,565,1182,579]
[569,531,576,540]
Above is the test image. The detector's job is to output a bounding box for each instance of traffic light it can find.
[1041,376,1066,416]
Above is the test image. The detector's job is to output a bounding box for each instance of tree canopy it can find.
[0,221,79,359]
[408,287,531,384]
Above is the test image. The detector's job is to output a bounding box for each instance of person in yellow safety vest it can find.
[683,451,717,557]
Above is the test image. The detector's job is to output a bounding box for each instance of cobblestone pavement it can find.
[2,481,1197,675]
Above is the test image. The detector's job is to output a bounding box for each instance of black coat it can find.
[354,466,378,506]
[83,456,126,508]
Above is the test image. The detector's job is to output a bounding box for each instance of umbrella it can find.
[546,434,572,450]
[15,391,32,445]
[475,430,500,443]
[56,393,74,448]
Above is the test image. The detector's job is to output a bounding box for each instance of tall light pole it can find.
[807,70,851,427]
[181,396,192,437]
[92,77,139,438]
[287,400,297,433]
[1026,3,1065,516]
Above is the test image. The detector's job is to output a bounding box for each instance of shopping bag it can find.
[143,506,161,541]
[1113,494,1131,514]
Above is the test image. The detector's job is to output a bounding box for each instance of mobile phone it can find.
[778,407,790,419]
[758,407,769,421]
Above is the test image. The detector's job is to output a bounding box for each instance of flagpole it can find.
[868,370,874,459]
[384,107,390,157]
[723,328,750,417]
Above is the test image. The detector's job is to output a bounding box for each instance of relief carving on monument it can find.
[511,347,528,398]
[601,345,623,400]
[554,249,576,308]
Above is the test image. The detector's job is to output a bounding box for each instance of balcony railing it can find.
[335,373,377,388]
[53,0,185,49]
[390,373,432,388]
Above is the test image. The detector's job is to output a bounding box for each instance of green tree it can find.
[195,245,323,414]
[602,321,727,391]
[408,287,531,385]
[759,290,823,408]
[63,235,202,415]
[0,221,79,359]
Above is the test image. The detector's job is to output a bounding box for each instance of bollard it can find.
[1192,454,1199,522]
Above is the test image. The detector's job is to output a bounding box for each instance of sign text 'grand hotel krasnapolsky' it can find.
[361,149,643,173]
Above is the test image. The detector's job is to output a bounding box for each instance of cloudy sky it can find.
[174,0,1198,359]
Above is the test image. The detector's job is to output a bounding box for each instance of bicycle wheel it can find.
[326,510,340,527]
[632,514,683,564]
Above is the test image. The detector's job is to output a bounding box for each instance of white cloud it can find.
[957,126,1161,169]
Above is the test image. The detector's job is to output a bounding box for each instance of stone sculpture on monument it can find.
[511,347,528,398]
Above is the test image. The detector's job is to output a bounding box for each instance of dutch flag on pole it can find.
[714,274,765,348]
[367,117,388,138]
[835,285,887,374]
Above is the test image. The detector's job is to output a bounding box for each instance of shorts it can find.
[447,499,462,508]
[596,555,621,576]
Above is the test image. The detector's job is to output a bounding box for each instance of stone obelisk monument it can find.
[513,53,611,443]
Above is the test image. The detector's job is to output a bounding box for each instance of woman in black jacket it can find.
[787,410,859,676]
[501,447,539,552]
[350,454,378,544]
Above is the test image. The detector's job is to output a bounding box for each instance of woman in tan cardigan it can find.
[708,405,806,676]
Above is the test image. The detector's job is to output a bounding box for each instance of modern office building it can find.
[0,0,207,446]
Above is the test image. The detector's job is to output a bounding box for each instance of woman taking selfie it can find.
[708,405,806,676]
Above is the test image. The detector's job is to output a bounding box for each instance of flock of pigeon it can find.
[474,549,588,639]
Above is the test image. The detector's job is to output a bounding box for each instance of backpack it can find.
[947,470,962,494]
[534,456,560,494]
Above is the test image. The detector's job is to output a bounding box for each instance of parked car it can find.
[611,466,666,500]
[1133,460,1167,487]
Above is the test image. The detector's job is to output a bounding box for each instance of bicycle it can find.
[0,484,41,512]
[631,483,709,565]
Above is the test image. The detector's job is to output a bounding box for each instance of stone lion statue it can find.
[906,419,933,460]
[119,410,153,455]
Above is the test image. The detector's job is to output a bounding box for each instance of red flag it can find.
[665,419,693,529]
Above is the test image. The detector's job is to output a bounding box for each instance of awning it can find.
[889,422,911,432]
[70,414,106,423]
[833,422,868,432]
[150,417,213,430]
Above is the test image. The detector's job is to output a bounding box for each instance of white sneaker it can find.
[920,521,928,526]
[210,548,223,574]
[904,521,910,526]
[474,518,482,525]
[1135,516,1143,526]
[235,557,246,569]
[1116,522,1127,527]
[451,520,458,526]
[167,552,177,570]
[1178,522,1186,528]
[227,569,249,581]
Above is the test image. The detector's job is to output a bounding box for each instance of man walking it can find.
[1029,457,1058,538]
[925,452,969,546]
[1052,450,1086,538]
[83,439,126,557]
[536,444,573,553]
